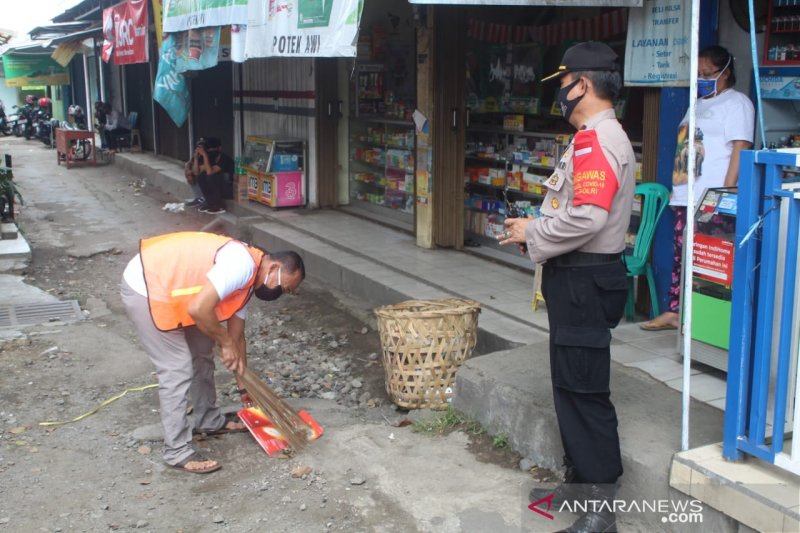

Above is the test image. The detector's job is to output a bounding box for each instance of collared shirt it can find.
[524,108,635,263]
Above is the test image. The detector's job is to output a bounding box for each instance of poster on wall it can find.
[102,0,149,64]
[466,42,542,114]
[244,0,363,58]
[624,0,691,87]
[163,0,248,33]
[2,54,69,87]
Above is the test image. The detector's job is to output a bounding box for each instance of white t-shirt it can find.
[670,89,755,207]
[122,240,256,320]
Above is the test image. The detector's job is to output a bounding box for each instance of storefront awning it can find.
[408,0,642,6]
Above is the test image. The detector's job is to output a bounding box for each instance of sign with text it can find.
[693,234,734,286]
[244,0,363,58]
[2,54,69,87]
[624,0,691,86]
[163,0,248,33]
[102,0,149,64]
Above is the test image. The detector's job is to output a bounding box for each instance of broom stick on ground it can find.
[238,367,310,452]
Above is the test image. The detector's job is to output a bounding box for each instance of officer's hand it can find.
[497,216,532,246]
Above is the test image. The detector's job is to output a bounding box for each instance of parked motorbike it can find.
[9,105,27,137]
[0,101,9,136]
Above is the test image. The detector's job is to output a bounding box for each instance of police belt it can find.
[549,251,622,267]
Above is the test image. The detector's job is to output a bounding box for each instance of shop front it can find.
[414,3,652,271]
[339,0,418,232]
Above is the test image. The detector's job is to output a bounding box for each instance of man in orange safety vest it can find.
[121,231,305,474]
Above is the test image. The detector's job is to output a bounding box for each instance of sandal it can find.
[196,412,247,436]
[169,452,221,474]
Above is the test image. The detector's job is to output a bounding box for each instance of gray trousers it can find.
[121,279,226,465]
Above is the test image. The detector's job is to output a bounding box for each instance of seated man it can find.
[193,137,234,215]
[102,103,131,152]
[183,141,206,207]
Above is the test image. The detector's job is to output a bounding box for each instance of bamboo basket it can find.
[374,299,480,410]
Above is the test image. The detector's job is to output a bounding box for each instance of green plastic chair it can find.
[624,182,670,321]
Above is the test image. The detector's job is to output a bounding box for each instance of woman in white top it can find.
[641,46,755,331]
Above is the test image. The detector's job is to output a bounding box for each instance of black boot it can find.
[558,484,617,533]
[529,461,583,507]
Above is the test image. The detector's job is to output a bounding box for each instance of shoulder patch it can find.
[571,129,619,211]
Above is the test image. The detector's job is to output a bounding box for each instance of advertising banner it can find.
[693,234,734,286]
[624,0,691,86]
[163,0,248,33]
[2,54,70,87]
[244,0,363,58]
[102,0,149,64]
[153,35,190,127]
[759,67,800,100]
[173,26,221,72]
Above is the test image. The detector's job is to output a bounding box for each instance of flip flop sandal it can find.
[639,322,677,331]
[196,412,248,436]
[169,452,221,474]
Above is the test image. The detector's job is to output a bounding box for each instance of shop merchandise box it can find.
[503,115,525,132]
[258,171,304,207]
[233,174,249,203]
[247,171,261,201]
[272,154,300,171]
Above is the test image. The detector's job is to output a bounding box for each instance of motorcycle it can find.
[58,119,94,161]
[9,105,27,137]
[20,103,36,139]
[0,101,9,136]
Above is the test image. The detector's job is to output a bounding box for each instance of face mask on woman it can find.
[697,56,732,99]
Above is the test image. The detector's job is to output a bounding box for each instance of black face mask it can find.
[254,269,283,301]
[557,78,584,121]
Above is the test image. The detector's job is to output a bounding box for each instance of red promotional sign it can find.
[102,0,149,64]
[693,234,734,286]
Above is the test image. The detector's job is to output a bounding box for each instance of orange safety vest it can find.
[140,232,264,331]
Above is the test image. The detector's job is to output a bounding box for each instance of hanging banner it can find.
[173,27,221,72]
[153,35,190,127]
[2,54,70,87]
[624,0,691,86]
[244,0,363,58]
[163,0,248,33]
[102,0,149,64]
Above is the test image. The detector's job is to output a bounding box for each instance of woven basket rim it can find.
[374,298,481,318]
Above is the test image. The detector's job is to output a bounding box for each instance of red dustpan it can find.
[238,407,323,456]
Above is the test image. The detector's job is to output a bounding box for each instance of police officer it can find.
[499,41,634,533]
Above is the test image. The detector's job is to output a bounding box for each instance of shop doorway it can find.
[316,58,339,207]
[431,6,466,248]
[191,62,234,154]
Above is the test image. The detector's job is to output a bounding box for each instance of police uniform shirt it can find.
[524,108,635,263]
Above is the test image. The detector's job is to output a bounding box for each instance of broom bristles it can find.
[239,367,309,452]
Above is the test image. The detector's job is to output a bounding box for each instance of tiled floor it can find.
[265,208,729,411]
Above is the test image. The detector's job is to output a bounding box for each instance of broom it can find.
[238,367,310,452]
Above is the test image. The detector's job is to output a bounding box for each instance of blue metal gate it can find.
[723,149,800,476]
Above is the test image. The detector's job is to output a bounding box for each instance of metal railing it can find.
[724,149,800,476]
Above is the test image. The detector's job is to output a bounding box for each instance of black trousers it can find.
[541,257,628,485]
[104,127,130,150]
[196,172,231,210]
